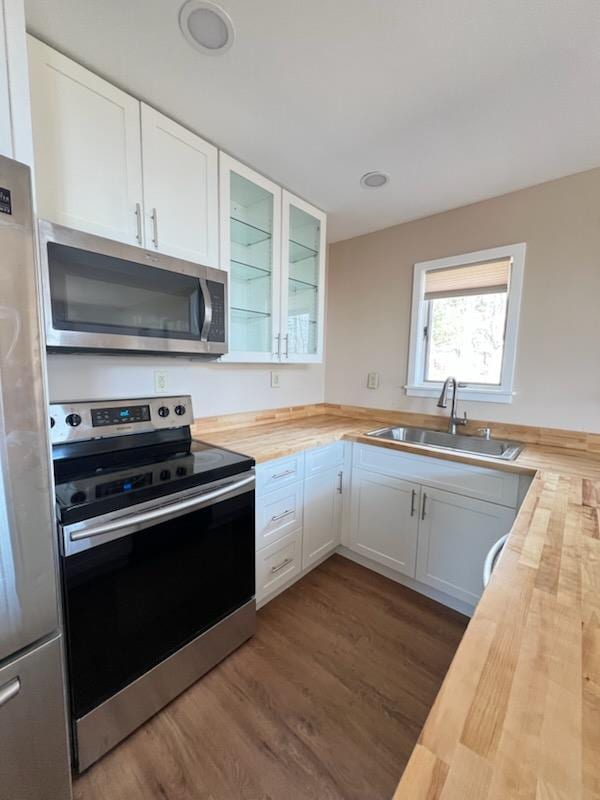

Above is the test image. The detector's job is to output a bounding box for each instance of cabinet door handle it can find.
[337,470,343,494]
[271,509,293,522]
[135,202,143,244]
[0,677,21,709]
[284,334,290,358]
[410,489,416,517]
[272,468,294,480]
[421,493,427,520]
[273,334,281,359]
[151,207,159,249]
[271,557,292,574]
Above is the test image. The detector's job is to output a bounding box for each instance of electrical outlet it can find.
[367,371,380,390]
[154,370,168,393]
[271,371,281,389]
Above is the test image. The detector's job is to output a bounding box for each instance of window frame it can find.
[406,243,526,404]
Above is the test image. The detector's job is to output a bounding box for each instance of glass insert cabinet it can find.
[220,154,326,363]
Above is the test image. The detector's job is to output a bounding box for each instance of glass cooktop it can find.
[54,438,254,524]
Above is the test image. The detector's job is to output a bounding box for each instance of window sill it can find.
[404,385,514,404]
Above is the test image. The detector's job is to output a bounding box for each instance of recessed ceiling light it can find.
[179,1,235,55]
[360,171,390,189]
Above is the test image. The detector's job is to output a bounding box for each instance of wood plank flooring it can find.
[73,555,467,800]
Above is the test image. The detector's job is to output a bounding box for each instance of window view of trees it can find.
[425,292,508,384]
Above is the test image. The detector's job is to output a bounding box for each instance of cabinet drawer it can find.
[304,441,345,477]
[256,453,304,495]
[353,444,519,508]
[256,482,303,550]
[256,530,302,602]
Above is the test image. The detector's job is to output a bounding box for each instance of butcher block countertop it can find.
[193,411,600,799]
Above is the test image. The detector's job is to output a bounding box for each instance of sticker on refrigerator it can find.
[0,187,12,215]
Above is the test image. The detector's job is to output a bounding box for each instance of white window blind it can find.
[424,258,511,301]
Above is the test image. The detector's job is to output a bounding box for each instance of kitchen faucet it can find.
[437,377,468,435]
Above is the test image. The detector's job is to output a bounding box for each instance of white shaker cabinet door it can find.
[303,466,343,569]
[140,104,218,266]
[416,487,515,605]
[27,36,143,244]
[349,468,420,577]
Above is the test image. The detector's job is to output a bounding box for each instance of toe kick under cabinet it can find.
[255,442,348,606]
[349,444,524,608]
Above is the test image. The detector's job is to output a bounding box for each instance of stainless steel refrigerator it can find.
[0,154,72,798]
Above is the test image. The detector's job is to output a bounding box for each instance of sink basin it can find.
[365,426,523,461]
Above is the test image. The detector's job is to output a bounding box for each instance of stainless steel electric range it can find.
[50,395,256,772]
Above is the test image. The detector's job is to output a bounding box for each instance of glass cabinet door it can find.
[281,191,326,362]
[219,154,281,361]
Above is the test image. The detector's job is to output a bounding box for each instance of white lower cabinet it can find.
[303,466,343,569]
[255,442,346,605]
[415,487,515,605]
[256,530,302,602]
[349,469,420,577]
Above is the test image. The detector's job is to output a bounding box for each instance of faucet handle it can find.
[478,427,491,440]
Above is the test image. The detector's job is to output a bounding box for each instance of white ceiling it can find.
[25,0,600,242]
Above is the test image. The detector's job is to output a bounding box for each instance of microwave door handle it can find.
[199,278,212,341]
[69,474,255,543]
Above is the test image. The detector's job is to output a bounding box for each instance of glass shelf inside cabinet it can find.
[231,260,271,281]
[289,276,318,292]
[289,238,318,263]
[231,217,272,247]
[231,306,272,320]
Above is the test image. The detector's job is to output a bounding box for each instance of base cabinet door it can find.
[303,466,343,569]
[350,468,420,577]
[416,487,515,605]
[27,36,143,245]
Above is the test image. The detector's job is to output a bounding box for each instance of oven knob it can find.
[66,413,82,427]
[160,469,171,481]
[50,416,55,428]
[158,406,170,418]
[176,466,187,477]
[70,491,86,504]
[174,405,186,416]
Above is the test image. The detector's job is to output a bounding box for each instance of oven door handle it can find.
[69,474,255,542]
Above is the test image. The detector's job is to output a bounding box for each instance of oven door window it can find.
[47,242,205,340]
[62,491,255,718]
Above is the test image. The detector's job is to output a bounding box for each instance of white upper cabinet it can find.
[220,153,282,362]
[281,191,326,362]
[27,36,143,245]
[140,104,218,266]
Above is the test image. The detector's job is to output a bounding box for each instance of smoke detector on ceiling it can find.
[179,1,235,55]
[360,171,390,189]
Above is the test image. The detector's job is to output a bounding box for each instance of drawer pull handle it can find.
[0,677,21,709]
[271,509,293,522]
[272,469,295,480]
[410,489,416,517]
[271,557,293,574]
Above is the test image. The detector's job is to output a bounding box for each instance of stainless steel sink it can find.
[365,426,523,461]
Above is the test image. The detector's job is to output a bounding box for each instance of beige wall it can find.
[325,168,600,432]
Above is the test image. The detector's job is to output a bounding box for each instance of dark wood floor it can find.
[74,554,467,800]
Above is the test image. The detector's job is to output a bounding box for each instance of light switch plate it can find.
[367,371,380,390]
[154,370,168,393]
[271,371,281,389]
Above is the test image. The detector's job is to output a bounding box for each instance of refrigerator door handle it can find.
[0,677,21,708]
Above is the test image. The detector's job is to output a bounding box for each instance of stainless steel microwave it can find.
[38,220,227,357]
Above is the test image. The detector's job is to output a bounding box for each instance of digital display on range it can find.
[95,472,153,498]
[91,404,151,427]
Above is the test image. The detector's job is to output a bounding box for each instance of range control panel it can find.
[49,395,194,445]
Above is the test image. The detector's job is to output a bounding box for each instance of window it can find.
[406,244,525,403]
